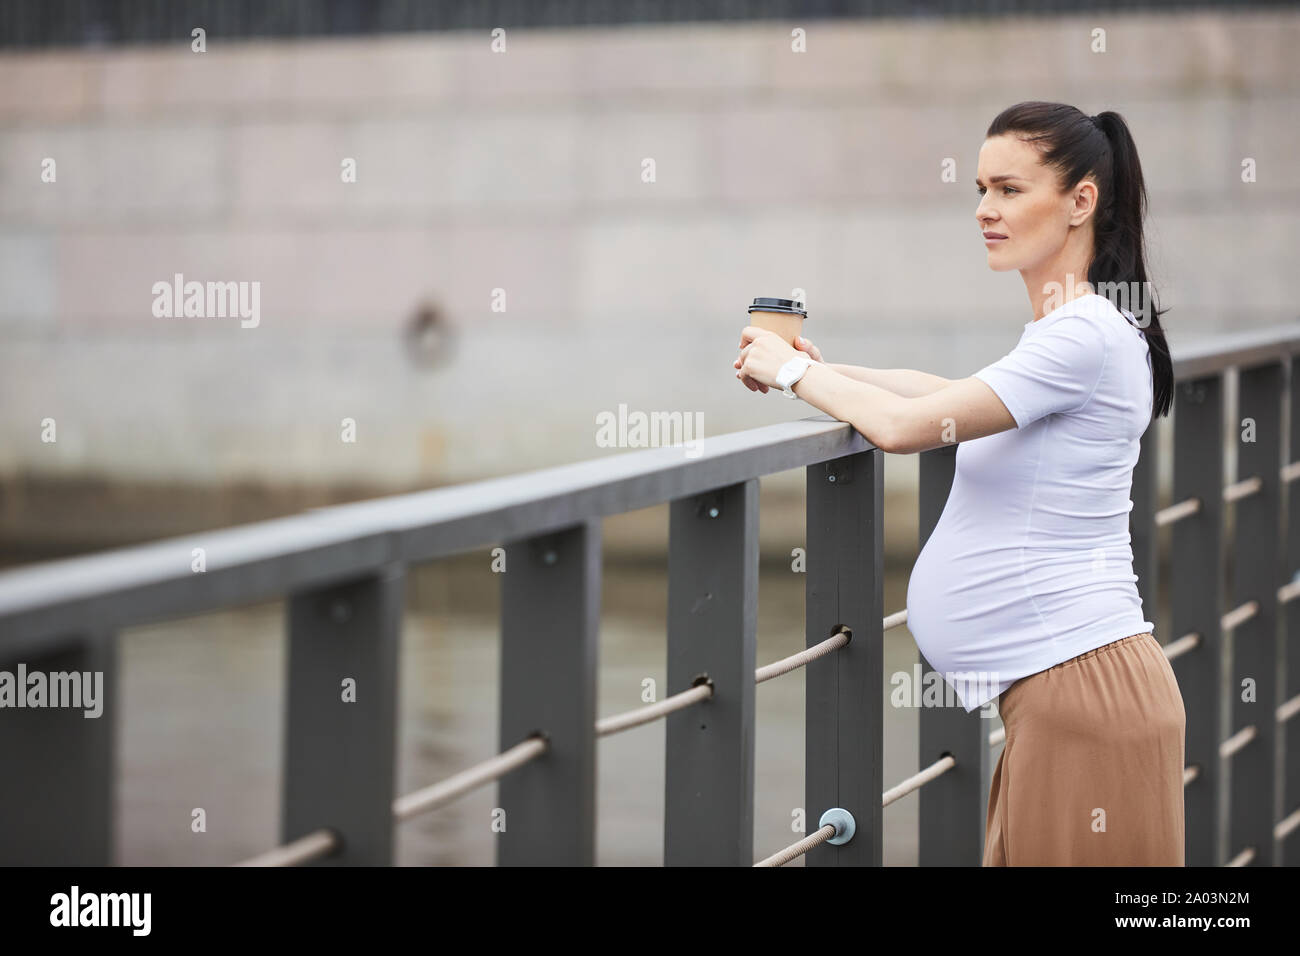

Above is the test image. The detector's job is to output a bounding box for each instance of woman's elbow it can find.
[855,418,903,455]
[864,412,938,456]
[850,398,917,455]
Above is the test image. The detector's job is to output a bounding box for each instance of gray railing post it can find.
[498,521,600,865]
[805,450,883,866]
[0,629,115,865]
[283,565,404,865]
[1172,373,1226,866]
[916,444,990,865]
[1229,361,1283,865]
[1286,355,1300,865]
[664,481,758,866]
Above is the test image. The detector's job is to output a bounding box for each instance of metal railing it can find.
[1,322,1299,866]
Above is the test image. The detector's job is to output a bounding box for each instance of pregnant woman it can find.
[734,101,1185,865]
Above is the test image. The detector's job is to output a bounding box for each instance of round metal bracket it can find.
[819,807,856,845]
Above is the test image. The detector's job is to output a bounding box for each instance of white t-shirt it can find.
[905,293,1155,713]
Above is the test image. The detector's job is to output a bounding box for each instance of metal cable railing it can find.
[751,451,1300,865]
[238,461,1300,867]
[1154,456,1298,528]
[244,539,1300,867]
[236,625,852,865]
[883,755,957,808]
[393,736,550,823]
[754,824,838,867]
[755,627,854,685]
[238,611,933,866]
[234,828,340,868]
[8,324,1299,868]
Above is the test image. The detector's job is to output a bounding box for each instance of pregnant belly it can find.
[905,542,1030,674]
[908,549,1026,625]
[906,532,1141,680]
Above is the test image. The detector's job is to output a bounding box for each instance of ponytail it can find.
[987,103,1174,421]
[1089,111,1173,420]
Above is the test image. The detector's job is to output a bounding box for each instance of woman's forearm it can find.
[788,362,905,453]
[827,364,952,398]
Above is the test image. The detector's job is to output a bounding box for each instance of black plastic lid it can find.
[748,297,807,317]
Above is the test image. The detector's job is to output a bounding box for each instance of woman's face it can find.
[975,134,1088,274]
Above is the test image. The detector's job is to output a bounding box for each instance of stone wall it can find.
[1,11,1295,554]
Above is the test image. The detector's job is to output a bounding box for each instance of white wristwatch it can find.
[775,355,818,398]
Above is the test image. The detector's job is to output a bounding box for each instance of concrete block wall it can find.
[0,12,1295,540]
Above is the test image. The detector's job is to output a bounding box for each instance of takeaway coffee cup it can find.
[747,297,807,347]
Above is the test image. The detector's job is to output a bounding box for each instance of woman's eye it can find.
[1003,186,1017,194]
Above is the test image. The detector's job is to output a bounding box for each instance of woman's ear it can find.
[1069,179,1099,227]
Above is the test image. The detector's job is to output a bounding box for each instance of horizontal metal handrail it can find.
[6,324,1298,648]
[0,415,872,646]
[1169,322,1300,379]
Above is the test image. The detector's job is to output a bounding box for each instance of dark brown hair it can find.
[986,101,1173,420]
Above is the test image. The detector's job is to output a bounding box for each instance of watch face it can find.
[777,357,807,388]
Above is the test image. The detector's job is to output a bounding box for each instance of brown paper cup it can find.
[748,309,805,347]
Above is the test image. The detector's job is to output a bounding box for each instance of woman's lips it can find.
[983,234,1007,245]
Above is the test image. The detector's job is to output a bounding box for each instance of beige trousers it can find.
[982,632,1187,866]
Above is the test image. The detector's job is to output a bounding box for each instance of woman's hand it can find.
[735,329,807,392]
[734,332,825,391]
[793,334,824,363]
[734,327,801,391]
[734,327,768,391]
